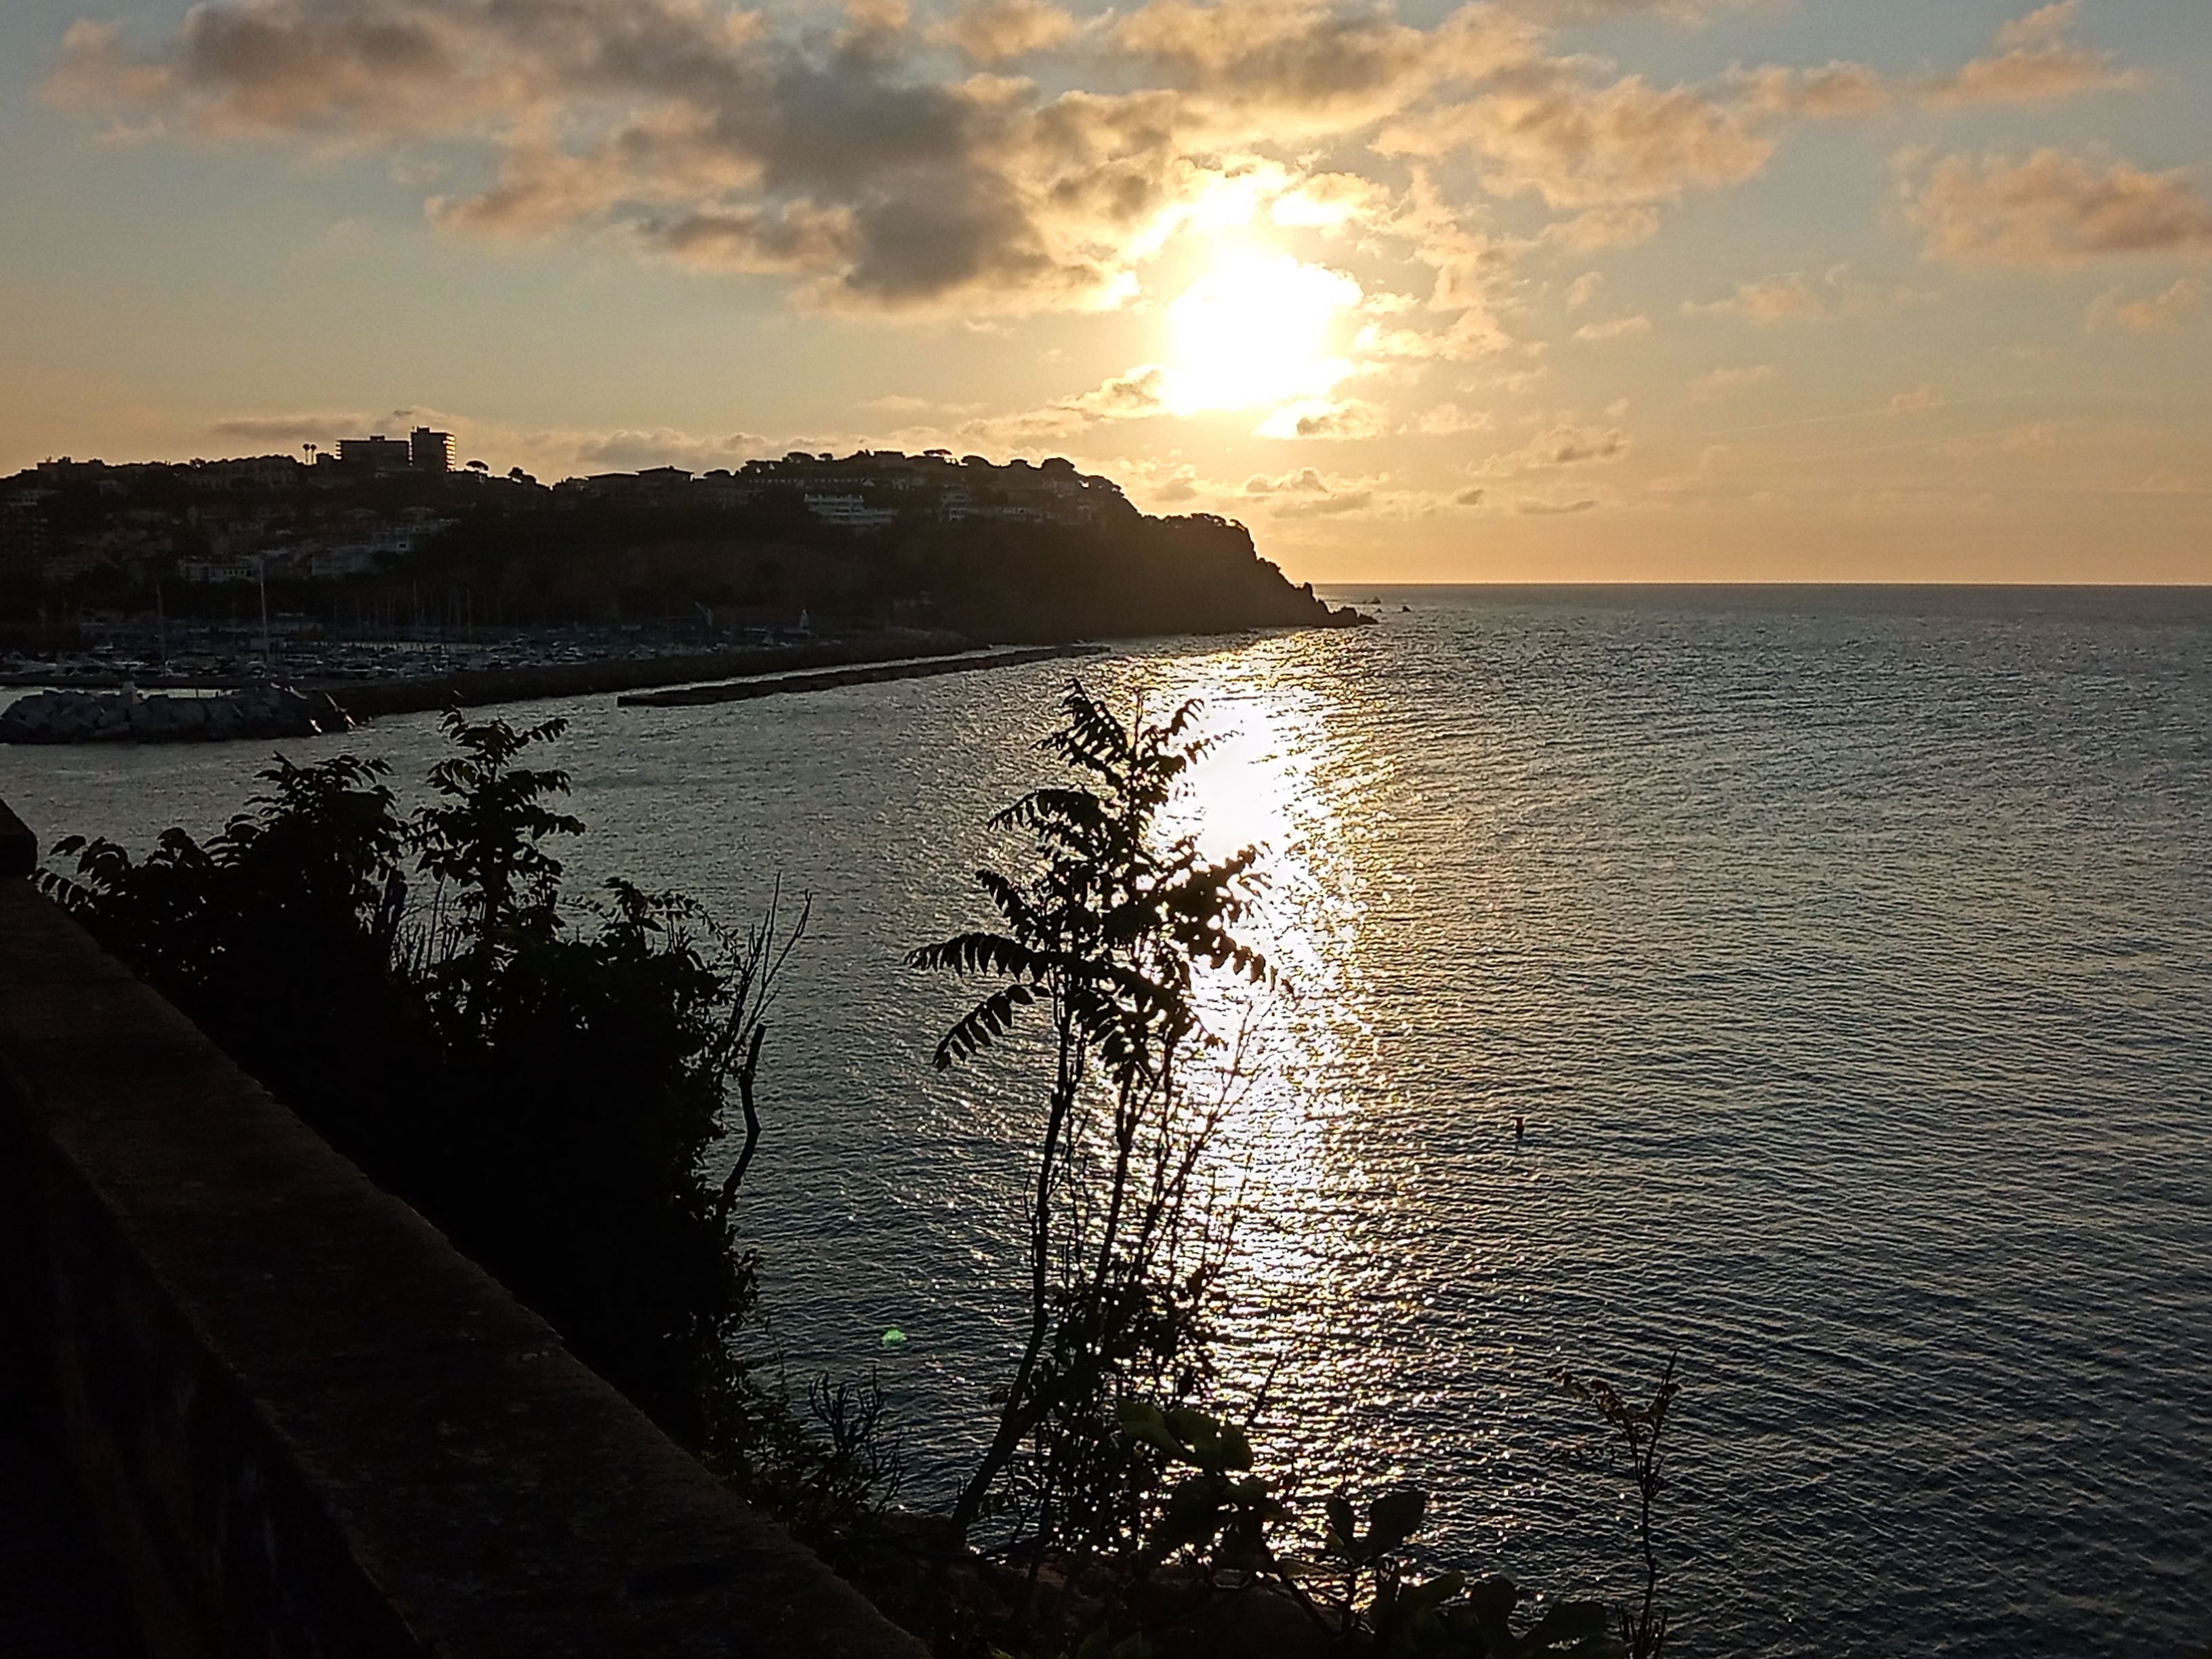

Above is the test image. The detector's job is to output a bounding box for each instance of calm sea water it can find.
[6,586,2209,1656]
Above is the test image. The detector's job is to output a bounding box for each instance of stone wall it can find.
[0,808,926,1659]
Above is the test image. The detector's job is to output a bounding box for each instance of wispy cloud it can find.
[1573,313,1652,342]
[1685,264,1926,323]
[208,411,375,445]
[1914,2,2139,110]
[2085,277,2205,333]
[1688,363,1776,401]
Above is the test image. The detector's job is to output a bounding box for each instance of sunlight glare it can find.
[1165,249,1361,415]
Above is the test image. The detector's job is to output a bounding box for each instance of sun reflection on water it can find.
[1133,640,1409,1475]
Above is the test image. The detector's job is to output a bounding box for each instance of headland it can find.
[1,444,1367,739]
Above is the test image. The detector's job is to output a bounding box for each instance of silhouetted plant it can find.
[1118,1400,1289,1575]
[36,711,895,1533]
[1111,1400,1620,1658]
[1555,1358,1681,1659]
[912,682,1271,1560]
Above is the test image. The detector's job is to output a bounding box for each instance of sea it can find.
[5,585,2209,1658]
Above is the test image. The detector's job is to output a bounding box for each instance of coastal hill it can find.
[0,445,1366,648]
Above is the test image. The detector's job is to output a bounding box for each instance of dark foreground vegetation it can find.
[39,689,1674,1659]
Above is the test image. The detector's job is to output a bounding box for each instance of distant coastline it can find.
[1320,581,2212,622]
[1,444,1370,737]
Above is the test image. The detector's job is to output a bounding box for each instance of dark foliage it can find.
[36,713,813,1463]
[914,682,1271,1564]
[1556,1359,1681,1659]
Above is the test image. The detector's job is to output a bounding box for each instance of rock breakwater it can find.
[0,684,354,745]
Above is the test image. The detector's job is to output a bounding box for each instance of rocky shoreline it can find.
[0,684,355,745]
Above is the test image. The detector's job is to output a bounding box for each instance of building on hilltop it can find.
[1,495,54,577]
[335,436,413,474]
[409,428,455,473]
[804,493,895,529]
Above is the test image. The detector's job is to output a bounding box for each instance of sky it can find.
[3,0,2209,583]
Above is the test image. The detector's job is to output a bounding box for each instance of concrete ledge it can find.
[0,872,926,1659]
[0,798,33,878]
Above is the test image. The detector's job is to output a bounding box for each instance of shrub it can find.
[40,713,796,1454]
[912,682,1270,1557]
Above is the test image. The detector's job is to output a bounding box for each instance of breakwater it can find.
[316,635,985,720]
[617,644,1104,708]
[0,684,354,745]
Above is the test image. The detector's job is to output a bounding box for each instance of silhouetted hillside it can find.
[1,449,1366,644]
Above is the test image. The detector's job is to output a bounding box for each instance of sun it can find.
[1164,249,1362,416]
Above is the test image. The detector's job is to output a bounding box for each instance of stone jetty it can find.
[0,683,354,745]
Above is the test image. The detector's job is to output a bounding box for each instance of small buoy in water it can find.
[1514,1115,1525,1139]
[881,1328,908,1348]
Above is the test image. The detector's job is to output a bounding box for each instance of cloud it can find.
[1380,62,1780,208]
[1902,148,2212,268]
[44,0,1567,322]
[1887,384,1945,415]
[1069,365,1172,419]
[1243,466,1332,495]
[1241,466,1378,516]
[1453,486,1487,506]
[1732,9,2138,121]
[1564,271,1603,311]
[1109,0,1541,137]
[1255,396,1389,440]
[39,0,1194,313]
[1542,205,1664,250]
[1688,272,1822,321]
[1481,418,1629,474]
[1271,491,1374,517]
[208,411,374,444]
[1781,61,1891,119]
[2086,277,2204,333]
[1685,263,1925,322]
[567,427,771,470]
[1496,0,1761,28]
[1238,468,1371,513]
[1572,313,1651,342]
[1411,402,1496,435]
[1515,495,1599,514]
[930,0,1080,63]
[951,362,1173,447]
[1999,1,2078,49]
[1687,363,1774,401]
[1914,3,2139,109]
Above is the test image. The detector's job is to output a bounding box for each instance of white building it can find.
[804,493,895,529]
